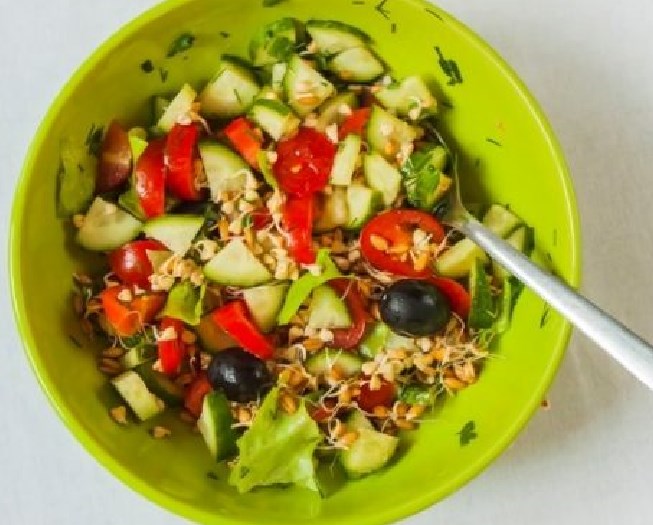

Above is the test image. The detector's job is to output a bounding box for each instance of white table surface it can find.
[2,0,653,523]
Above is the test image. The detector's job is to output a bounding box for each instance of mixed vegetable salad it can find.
[61,18,532,492]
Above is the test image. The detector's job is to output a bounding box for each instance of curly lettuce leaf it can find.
[229,387,322,493]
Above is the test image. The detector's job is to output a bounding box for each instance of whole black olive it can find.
[379,280,451,337]
[207,348,273,403]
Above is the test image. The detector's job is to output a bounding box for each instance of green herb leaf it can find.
[167,33,196,57]
[160,282,206,326]
[458,420,478,446]
[435,47,463,85]
[84,124,104,157]
[401,145,448,211]
[375,0,391,20]
[263,0,285,6]
[140,60,154,74]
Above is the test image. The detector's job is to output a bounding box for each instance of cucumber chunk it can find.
[136,363,184,407]
[77,197,143,252]
[482,204,522,238]
[346,410,374,431]
[314,187,349,232]
[305,348,363,378]
[142,215,204,255]
[121,344,157,370]
[198,391,238,461]
[157,83,197,133]
[249,17,301,67]
[345,184,383,231]
[329,47,385,83]
[285,55,335,116]
[204,239,272,287]
[359,322,390,359]
[468,258,494,330]
[248,99,300,141]
[375,76,437,119]
[364,153,402,207]
[306,20,371,55]
[197,315,238,353]
[57,139,96,217]
[330,134,361,186]
[271,63,288,95]
[199,141,250,199]
[307,285,352,329]
[340,427,399,478]
[366,105,418,160]
[111,371,164,421]
[492,225,533,282]
[435,238,489,279]
[243,283,290,333]
[199,56,260,118]
[316,92,359,131]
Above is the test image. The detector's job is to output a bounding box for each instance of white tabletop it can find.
[2,0,653,523]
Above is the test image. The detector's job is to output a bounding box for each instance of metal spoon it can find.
[444,164,653,389]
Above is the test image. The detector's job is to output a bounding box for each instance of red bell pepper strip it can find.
[157,317,187,376]
[357,377,396,412]
[329,278,370,349]
[100,286,166,337]
[224,117,263,170]
[184,373,213,418]
[424,275,471,319]
[166,124,202,201]
[211,300,274,360]
[282,194,316,265]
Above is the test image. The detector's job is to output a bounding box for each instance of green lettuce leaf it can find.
[229,387,322,493]
[160,281,205,326]
[277,249,343,325]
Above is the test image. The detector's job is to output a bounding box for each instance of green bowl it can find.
[10,0,581,523]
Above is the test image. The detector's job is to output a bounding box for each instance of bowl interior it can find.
[11,1,580,524]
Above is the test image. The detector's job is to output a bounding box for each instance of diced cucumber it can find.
[305,349,363,378]
[121,344,157,369]
[468,258,494,330]
[435,238,489,279]
[142,215,204,255]
[306,20,371,55]
[307,285,352,329]
[197,315,238,353]
[482,204,522,238]
[375,76,437,119]
[330,134,361,186]
[199,56,260,118]
[111,371,164,421]
[316,92,359,131]
[345,184,383,231]
[157,83,197,133]
[492,226,533,282]
[257,149,278,188]
[204,239,272,287]
[248,99,300,141]
[151,95,170,125]
[364,153,402,207]
[386,332,417,352]
[346,410,374,432]
[340,427,399,478]
[494,278,513,335]
[284,55,335,116]
[359,322,390,359]
[249,17,301,67]
[401,145,450,211]
[199,141,250,199]
[329,47,385,83]
[77,197,143,252]
[198,391,238,461]
[271,63,288,94]
[243,283,290,333]
[136,363,184,407]
[366,105,419,160]
[314,187,349,232]
[128,134,148,162]
[57,139,96,217]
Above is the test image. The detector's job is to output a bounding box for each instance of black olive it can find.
[207,348,273,403]
[379,279,451,337]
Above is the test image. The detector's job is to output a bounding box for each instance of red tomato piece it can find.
[100,286,165,337]
[158,317,187,376]
[184,373,213,418]
[274,128,336,196]
[224,117,263,170]
[97,120,132,193]
[329,279,370,349]
[360,209,446,277]
[108,240,167,289]
[282,195,316,265]
[309,400,336,423]
[211,300,274,360]
[357,377,396,413]
[425,275,471,319]
[339,108,371,140]
[166,124,202,201]
[135,138,167,218]
[251,208,273,230]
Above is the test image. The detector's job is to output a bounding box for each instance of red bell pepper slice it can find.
[424,275,471,319]
[211,300,274,360]
[329,278,370,349]
[157,317,187,376]
[184,373,213,418]
[108,239,167,289]
[357,377,396,412]
[339,107,371,140]
[224,117,262,170]
[100,286,166,337]
[134,138,167,218]
[282,194,316,265]
[166,124,202,201]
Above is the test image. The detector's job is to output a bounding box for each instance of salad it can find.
[61,18,532,492]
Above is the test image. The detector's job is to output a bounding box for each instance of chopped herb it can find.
[220,31,231,38]
[241,213,254,229]
[425,7,444,20]
[540,304,551,328]
[352,0,365,4]
[68,335,82,348]
[77,163,85,173]
[375,0,391,20]
[486,137,502,147]
[240,466,251,478]
[458,420,478,446]
[84,124,104,157]
[435,46,463,85]
[441,100,454,109]
[474,158,481,168]
[233,89,243,105]
[207,472,219,480]
[390,22,397,34]
[140,59,155,74]
[167,33,196,57]
[159,67,169,83]
[263,0,284,6]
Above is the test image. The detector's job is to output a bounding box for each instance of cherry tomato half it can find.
[329,279,370,349]
[97,120,132,193]
[360,209,446,277]
[251,208,273,230]
[166,124,202,201]
[224,117,263,170]
[274,127,336,196]
[135,138,167,219]
[339,108,371,140]
[357,377,396,413]
[108,240,167,289]
[282,194,316,265]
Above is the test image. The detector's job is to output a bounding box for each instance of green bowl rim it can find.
[9,1,582,524]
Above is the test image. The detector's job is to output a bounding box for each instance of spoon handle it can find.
[461,218,653,389]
